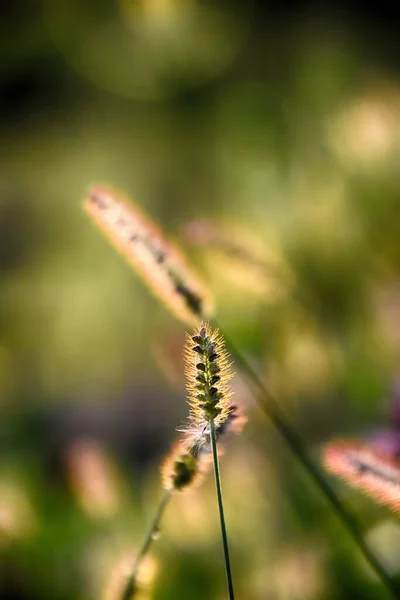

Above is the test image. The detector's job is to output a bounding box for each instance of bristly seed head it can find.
[161,438,211,492]
[184,322,233,430]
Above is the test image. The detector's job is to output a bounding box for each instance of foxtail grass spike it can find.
[324,440,400,514]
[83,185,213,325]
[184,322,233,437]
[184,322,236,599]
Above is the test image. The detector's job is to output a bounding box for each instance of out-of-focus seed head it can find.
[161,438,211,492]
[323,439,400,514]
[83,185,214,325]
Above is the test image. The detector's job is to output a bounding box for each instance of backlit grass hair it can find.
[83,185,214,325]
[184,322,234,435]
[323,439,400,514]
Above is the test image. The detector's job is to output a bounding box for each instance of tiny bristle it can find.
[83,185,214,325]
[323,439,400,514]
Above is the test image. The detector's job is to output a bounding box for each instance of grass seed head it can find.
[83,185,214,325]
[323,439,400,514]
[184,322,234,431]
[161,437,211,492]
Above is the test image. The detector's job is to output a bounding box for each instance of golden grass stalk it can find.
[324,439,400,514]
[184,322,236,599]
[83,185,213,325]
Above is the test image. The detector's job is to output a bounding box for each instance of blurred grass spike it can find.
[324,439,400,514]
[83,185,214,325]
[161,438,211,492]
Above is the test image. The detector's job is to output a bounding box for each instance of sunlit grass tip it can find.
[83,184,214,325]
[323,439,400,514]
[184,322,234,434]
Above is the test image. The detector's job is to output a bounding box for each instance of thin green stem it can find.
[210,418,235,600]
[121,489,172,600]
[215,320,399,599]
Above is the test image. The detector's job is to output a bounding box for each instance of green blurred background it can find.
[2,0,400,598]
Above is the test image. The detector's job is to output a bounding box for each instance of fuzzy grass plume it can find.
[83,185,213,325]
[184,322,234,437]
[324,440,400,514]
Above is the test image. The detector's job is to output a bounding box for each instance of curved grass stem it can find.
[215,320,399,599]
[121,489,172,600]
[210,418,235,600]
